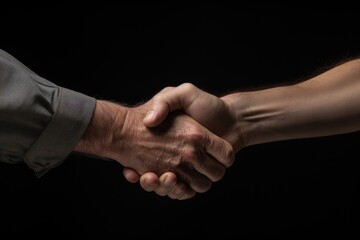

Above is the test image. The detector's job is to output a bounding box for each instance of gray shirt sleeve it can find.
[0,49,96,177]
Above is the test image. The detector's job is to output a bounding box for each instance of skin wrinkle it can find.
[138,114,187,174]
[242,105,284,122]
[228,103,247,150]
[168,123,214,183]
[168,124,187,167]
[137,148,168,174]
[153,116,182,167]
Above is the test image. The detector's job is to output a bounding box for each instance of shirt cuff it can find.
[24,87,96,177]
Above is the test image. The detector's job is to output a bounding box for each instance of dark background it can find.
[1,4,360,236]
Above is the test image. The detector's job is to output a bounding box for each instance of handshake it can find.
[2,49,360,201]
[75,58,360,200]
[75,83,240,200]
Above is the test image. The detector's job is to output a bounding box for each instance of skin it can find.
[123,58,360,199]
[74,99,235,195]
[123,85,238,199]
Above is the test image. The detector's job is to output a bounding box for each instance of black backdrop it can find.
[1,4,360,236]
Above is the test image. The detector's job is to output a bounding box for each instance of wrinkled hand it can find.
[123,83,240,199]
[75,99,234,195]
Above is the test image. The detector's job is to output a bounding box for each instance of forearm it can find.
[223,59,360,147]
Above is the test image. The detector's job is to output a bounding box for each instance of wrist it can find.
[74,100,128,159]
[232,87,298,147]
[221,92,251,151]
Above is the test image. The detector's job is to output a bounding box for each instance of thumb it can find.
[143,83,195,127]
[143,100,170,127]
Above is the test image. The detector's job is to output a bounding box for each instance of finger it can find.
[140,172,197,200]
[203,131,235,169]
[166,182,197,200]
[140,172,160,192]
[187,130,234,182]
[143,87,175,127]
[123,168,141,183]
[153,172,178,196]
[143,83,195,127]
[177,167,212,193]
[191,151,227,182]
[142,105,169,128]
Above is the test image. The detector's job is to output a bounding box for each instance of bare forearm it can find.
[74,100,128,160]
[223,59,360,147]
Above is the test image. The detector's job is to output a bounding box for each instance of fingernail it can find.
[144,111,155,122]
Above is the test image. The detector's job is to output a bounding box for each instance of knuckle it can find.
[152,93,164,102]
[181,147,198,164]
[180,82,196,91]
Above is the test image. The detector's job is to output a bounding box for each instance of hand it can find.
[123,83,241,199]
[144,83,239,148]
[75,99,235,194]
[123,169,196,200]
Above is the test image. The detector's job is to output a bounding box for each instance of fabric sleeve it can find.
[0,49,96,177]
